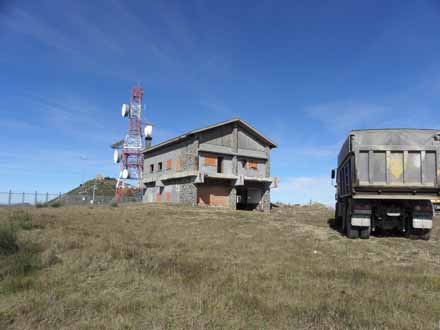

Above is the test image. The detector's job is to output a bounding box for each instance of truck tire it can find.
[346,220,359,239]
[421,230,431,241]
[407,228,431,240]
[341,204,347,234]
[345,207,359,239]
[335,203,342,228]
[359,227,370,239]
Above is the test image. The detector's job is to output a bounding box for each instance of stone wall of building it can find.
[228,186,237,210]
[179,177,197,206]
[261,186,271,212]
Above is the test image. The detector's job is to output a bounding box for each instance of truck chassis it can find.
[335,197,432,240]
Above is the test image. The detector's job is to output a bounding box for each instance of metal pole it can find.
[92,182,96,204]
[35,191,38,205]
[45,192,49,203]
[22,192,25,204]
[8,190,11,206]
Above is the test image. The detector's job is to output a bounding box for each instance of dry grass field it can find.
[0,203,439,330]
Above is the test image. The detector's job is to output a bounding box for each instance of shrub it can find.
[9,245,41,276]
[50,201,63,208]
[0,242,41,294]
[35,203,47,208]
[1,276,35,294]
[10,211,33,230]
[0,225,18,256]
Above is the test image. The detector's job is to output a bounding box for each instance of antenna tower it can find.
[112,86,152,202]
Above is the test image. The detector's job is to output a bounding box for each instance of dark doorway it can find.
[236,187,262,211]
[236,188,248,210]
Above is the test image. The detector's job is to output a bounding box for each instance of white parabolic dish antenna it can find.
[121,104,130,117]
[122,168,129,179]
[144,125,153,138]
[113,150,120,164]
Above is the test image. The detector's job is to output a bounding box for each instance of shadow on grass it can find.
[327,218,343,235]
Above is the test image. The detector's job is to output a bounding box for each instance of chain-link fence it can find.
[0,191,142,207]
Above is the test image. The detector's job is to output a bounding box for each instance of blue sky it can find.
[1,0,440,204]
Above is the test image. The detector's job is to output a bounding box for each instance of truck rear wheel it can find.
[408,228,431,241]
[421,230,431,241]
[346,220,359,239]
[407,228,431,241]
[335,203,342,229]
[345,207,359,239]
[359,227,370,239]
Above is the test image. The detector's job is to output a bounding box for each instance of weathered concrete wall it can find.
[237,157,267,177]
[143,177,197,205]
[142,121,274,211]
[180,177,198,205]
[199,152,234,175]
[238,128,266,152]
[144,137,198,182]
[229,187,237,210]
[199,125,233,148]
[265,146,271,177]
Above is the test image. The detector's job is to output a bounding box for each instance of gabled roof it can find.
[144,118,277,154]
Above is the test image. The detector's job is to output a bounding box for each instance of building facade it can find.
[142,119,277,212]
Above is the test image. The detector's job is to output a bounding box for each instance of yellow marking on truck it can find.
[389,157,403,179]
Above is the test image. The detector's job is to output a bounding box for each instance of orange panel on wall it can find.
[204,156,217,167]
[197,185,230,207]
[176,159,182,171]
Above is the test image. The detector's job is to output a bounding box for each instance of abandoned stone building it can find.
[142,118,277,212]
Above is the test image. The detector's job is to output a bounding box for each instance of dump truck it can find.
[332,129,440,240]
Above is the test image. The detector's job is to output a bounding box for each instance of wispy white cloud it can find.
[23,93,116,144]
[305,101,388,132]
[198,99,233,116]
[272,176,335,205]
[0,1,233,87]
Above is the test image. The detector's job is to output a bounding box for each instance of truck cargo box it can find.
[338,129,440,195]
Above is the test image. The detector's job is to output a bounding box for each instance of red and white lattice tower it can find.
[113,86,152,202]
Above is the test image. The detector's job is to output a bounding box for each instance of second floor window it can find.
[248,160,258,170]
[158,162,163,171]
[204,155,217,167]
[150,164,154,173]
[217,157,223,173]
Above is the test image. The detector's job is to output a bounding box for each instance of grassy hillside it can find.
[0,204,439,330]
[63,177,117,197]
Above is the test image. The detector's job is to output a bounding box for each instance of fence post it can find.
[22,192,25,204]
[92,183,96,204]
[8,190,12,206]
[45,192,49,203]
[35,191,38,205]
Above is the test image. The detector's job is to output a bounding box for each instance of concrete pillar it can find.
[265,146,271,177]
[232,123,239,175]
[229,186,237,210]
[261,186,271,212]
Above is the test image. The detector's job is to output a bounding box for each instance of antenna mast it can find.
[112,86,152,202]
